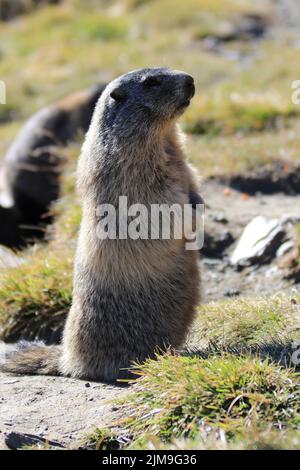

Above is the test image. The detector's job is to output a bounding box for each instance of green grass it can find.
[87,352,300,450]
[130,427,300,450]
[124,0,269,35]
[85,428,121,451]
[1,0,299,164]
[190,294,300,353]
[83,292,300,450]
[0,243,73,342]
[188,120,300,177]
[184,88,296,136]
[1,0,298,135]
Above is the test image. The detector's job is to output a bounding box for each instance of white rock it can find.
[230,216,285,266]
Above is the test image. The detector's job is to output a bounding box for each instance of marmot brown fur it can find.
[1,68,201,381]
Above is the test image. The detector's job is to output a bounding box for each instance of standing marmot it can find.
[1,68,201,381]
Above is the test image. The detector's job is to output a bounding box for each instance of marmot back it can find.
[1,68,201,381]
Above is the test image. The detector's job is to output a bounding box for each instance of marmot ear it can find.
[110,87,126,102]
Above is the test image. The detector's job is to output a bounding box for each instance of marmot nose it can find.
[183,75,195,99]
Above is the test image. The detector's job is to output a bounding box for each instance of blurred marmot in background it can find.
[0,83,105,247]
[0,0,61,22]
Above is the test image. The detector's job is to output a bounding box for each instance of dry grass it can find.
[188,120,300,177]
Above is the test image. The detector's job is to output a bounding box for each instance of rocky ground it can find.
[0,371,127,449]
[202,180,300,301]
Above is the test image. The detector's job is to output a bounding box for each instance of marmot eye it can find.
[143,76,161,88]
[110,88,126,102]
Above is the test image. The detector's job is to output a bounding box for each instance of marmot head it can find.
[96,68,195,143]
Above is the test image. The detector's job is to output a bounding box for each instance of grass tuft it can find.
[190,294,300,353]
[114,353,300,448]
[0,243,73,343]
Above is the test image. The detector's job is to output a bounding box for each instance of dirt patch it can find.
[0,368,128,450]
[200,13,268,46]
[216,162,300,195]
[202,220,234,259]
[281,246,300,283]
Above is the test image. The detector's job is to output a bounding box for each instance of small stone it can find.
[211,212,228,224]
[230,216,285,266]
[85,382,91,388]
[276,240,295,258]
[202,259,221,267]
[265,266,279,277]
[0,245,25,270]
[224,288,240,297]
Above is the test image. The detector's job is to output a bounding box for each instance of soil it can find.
[0,371,127,450]
[221,162,300,196]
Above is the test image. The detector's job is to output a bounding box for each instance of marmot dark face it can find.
[96,68,195,142]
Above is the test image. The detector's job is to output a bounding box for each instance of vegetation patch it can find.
[85,428,123,451]
[187,121,300,178]
[189,294,300,360]
[0,243,72,343]
[93,353,300,450]
[1,0,300,451]
[129,427,300,450]
[284,223,300,283]
[183,90,296,135]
